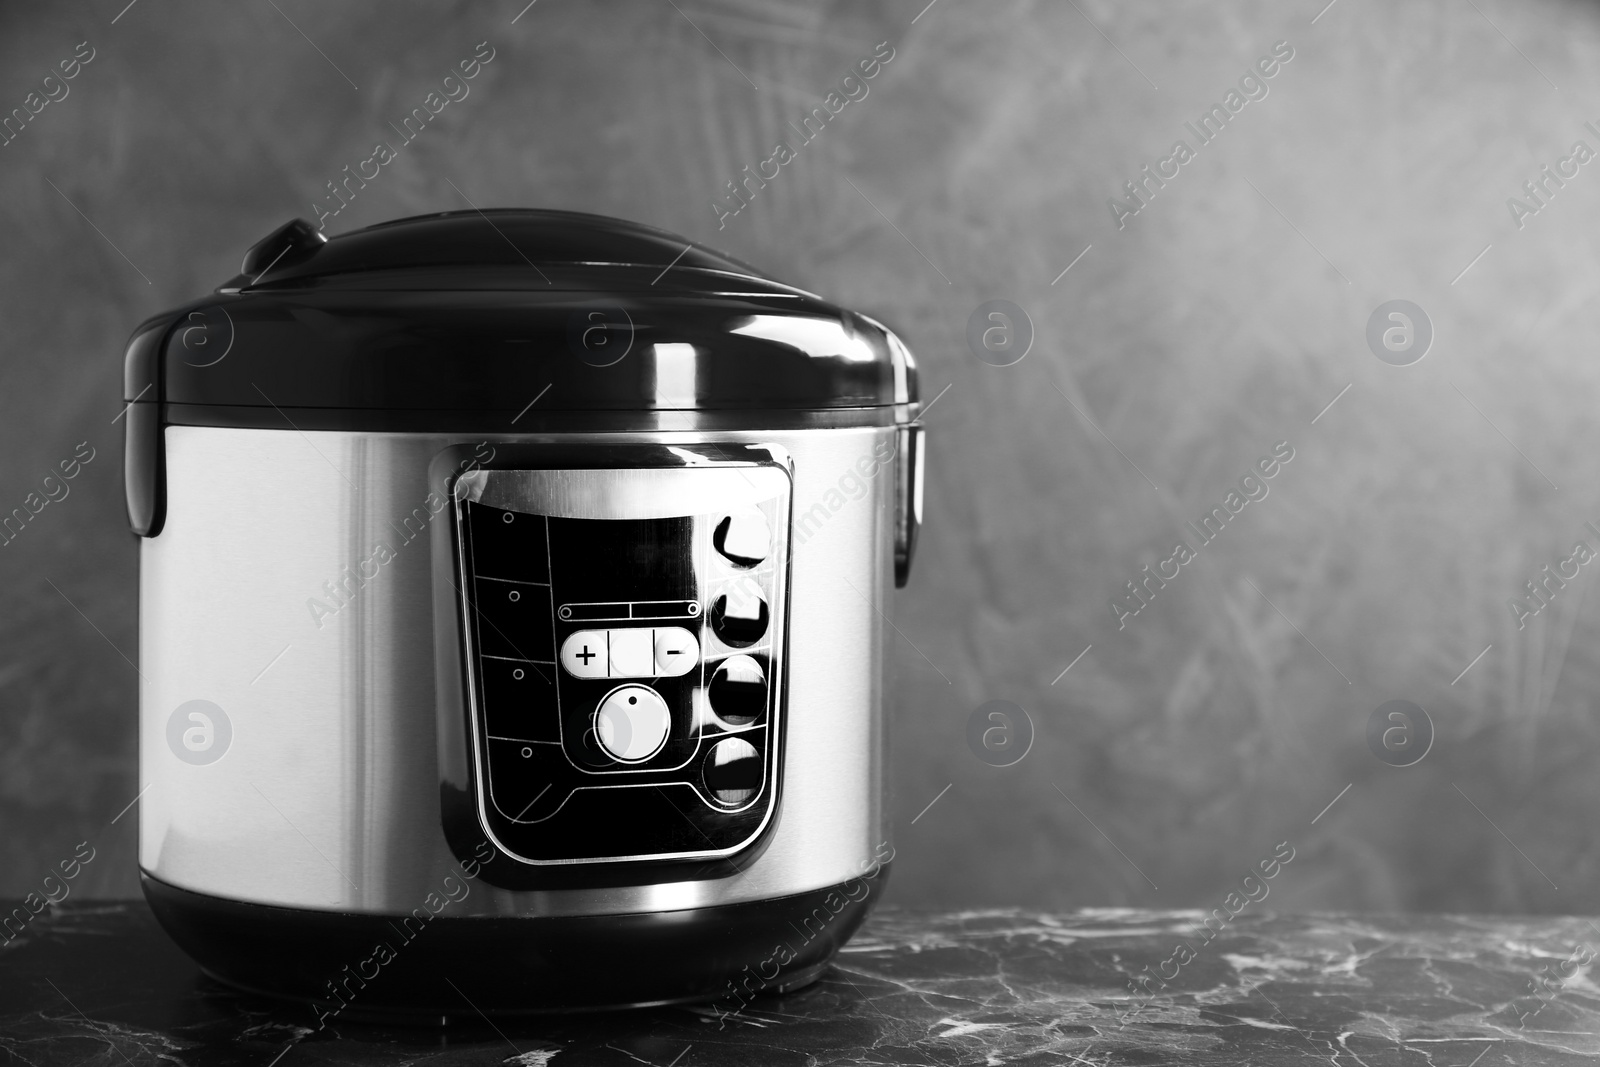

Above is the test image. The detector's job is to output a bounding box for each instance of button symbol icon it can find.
[708,655,765,725]
[653,627,700,677]
[703,736,761,806]
[709,585,769,648]
[714,511,770,567]
[560,630,609,678]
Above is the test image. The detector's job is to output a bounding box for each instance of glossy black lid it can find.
[225,209,776,289]
[122,209,919,423]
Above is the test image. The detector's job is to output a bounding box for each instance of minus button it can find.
[653,627,699,677]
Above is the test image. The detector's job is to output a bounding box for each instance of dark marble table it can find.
[3,902,1598,1065]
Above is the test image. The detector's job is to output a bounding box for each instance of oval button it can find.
[713,511,770,568]
[594,685,671,763]
[703,737,761,806]
[709,655,766,725]
[653,627,700,677]
[560,630,608,678]
[709,588,768,648]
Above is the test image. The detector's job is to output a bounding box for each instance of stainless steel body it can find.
[139,424,894,917]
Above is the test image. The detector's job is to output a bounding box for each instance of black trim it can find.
[137,291,910,412]
[140,864,888,1020]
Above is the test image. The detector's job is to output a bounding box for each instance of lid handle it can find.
[240,218,326,279]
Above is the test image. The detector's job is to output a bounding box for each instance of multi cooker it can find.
[123,209,924,1016]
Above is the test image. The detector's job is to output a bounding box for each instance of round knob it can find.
[708,655,767,725]
[703,737,761,807]
[594,685,671,763]
[713,511,770,568]
[709,588,769,648]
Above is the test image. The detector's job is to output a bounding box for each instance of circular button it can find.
[714,511,770,567]
[709,655,767,725]
[703,737,761,807]
[709,589,769,648]
[594,685,671,763]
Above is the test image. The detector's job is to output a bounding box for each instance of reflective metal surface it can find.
[140,425,892,917]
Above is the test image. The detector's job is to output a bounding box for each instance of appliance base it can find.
[140,865,888,1022]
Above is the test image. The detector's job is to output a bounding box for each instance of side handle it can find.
[123,317,173,537]
[894,422,924,588]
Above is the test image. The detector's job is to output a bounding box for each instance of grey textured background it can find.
[3,0,1600,914]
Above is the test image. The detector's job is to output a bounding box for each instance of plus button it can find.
[561,630,610,678]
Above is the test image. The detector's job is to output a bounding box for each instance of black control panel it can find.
[453,472,787,866]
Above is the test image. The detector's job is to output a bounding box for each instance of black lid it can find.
[122,209,919,427]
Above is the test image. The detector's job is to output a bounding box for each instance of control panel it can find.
[451,463,789,866]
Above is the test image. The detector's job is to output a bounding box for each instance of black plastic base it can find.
[141,864,887,1023]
